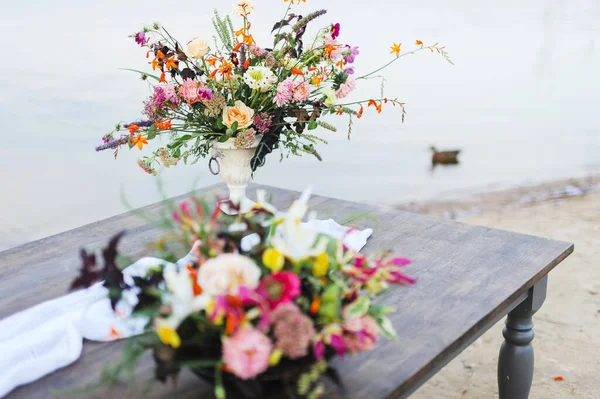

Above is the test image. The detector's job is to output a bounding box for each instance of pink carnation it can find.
[222,327,273,380]
[178,78,201,105]
[335,76,357,99]
[343,315,379,354]
[163,83,179,104]
[274,79,295,107]
[293,81,311,103]
[271,303,316,359]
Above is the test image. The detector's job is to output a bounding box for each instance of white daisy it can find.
[243,66,277,92]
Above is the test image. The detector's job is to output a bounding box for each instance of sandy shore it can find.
[410,190,600,398]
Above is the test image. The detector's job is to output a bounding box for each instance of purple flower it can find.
[344,67,355,75]
[133,32,147,47]
[198,87,214,100]
[330,23,341,40]
[344,45,359,63]
[95,137,129,152]
[123,120,152,128]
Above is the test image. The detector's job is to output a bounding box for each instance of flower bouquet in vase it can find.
[70,189,416,398]
[95,0,452,213]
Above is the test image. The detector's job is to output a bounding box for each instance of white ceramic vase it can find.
[209,134,262,214]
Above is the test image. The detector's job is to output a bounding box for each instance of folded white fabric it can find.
[0,219,372,398]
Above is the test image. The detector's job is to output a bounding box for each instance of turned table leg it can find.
[498,276,547,399]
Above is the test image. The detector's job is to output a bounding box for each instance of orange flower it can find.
[156,119,172,130]
[309,296,320,314]
[242,34,256,46]
[553,376,564,382]
[336,60,344,69]
[311,75,322,87]
[390,42,402,57]
[243,58,250,69]
[159,71,166,83]
[358,104,364,119]
[291,67,304,76]
[367,100,382,113]
[415,40,423,46]
[219,61,234,79]
[335,107,344,116]
[206,56,219,67]
[127,124,140,135]
[130,134,148,150]
[233,42,244,52]
[284,0,307,4]
[164,56,178,71]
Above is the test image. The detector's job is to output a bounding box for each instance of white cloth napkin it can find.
[0,219,372,398]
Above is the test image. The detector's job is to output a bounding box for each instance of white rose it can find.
[198,253,261,295]
[186,38,209,59]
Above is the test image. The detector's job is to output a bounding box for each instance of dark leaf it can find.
[271,20,289,33]
[250,109,284,171]
[180,68,195,80]
[309,106,322,121]
[70,248,100,290]
[291,108,310,133]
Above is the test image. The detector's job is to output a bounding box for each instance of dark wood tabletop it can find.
[0,183,573,399]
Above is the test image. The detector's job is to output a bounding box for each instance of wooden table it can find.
[0,184,573,399]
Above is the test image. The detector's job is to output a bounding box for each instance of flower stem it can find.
[357,46,433,80]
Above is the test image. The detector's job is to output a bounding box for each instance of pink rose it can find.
[222,327,273,380]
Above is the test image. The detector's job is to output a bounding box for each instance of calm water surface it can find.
[1,0,599,250]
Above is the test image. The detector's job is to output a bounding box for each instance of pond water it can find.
[1,0,599,250]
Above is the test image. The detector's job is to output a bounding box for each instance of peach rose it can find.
[222,100,254,130]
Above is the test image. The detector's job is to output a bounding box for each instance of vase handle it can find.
[208,156,220,175]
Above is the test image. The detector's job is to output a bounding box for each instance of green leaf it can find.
[344,297,370,319]
[307,120,318,130]
[215,118,224,130]
[175,359,220,368]
[179,134,193,141]
[120,68,160,81]
[368,304,395,317]
[377,316,397,339]
[146,126,158,140]
[318,284,340,322]
[230,121,238,132]
[218,134,230,143]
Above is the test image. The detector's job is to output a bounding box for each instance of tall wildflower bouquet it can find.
[96,0,452,175]
[71,190,415,398]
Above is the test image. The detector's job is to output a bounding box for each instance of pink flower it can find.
[234,128,257,149]
[178,78,201,105]
[343,315,379,354]
[292,81,311,103]
[335,76,356,99]
[274,79,295,107]
[256,271,300,309]
[271,303,316,359]
[222,327,273,380]
[253,113,273,134]
[163,84,179,104]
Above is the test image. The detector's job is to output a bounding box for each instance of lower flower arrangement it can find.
[70,188,415,399]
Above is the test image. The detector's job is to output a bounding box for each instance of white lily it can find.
[162,266,210,328]
[269,186,328,262]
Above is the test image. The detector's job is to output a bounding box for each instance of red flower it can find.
[257,271,300,309]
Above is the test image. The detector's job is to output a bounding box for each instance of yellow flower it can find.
[157,325,181,348]
[222,100,255,129]
[390,42,402,57]
[269,349,283,366]
[262,248,285,272]
[312,252,329,277]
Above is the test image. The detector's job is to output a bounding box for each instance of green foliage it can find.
[212,10,236,52]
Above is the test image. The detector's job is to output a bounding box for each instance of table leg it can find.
[498,276,547,399]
